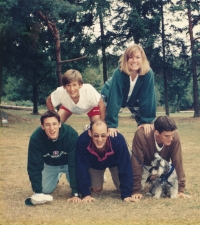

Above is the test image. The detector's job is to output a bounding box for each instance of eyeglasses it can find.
[93,134,107,139]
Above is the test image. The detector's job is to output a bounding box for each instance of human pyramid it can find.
[25,44,190,206]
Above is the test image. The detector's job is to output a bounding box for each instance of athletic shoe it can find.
[83,124,90,131]
[2,119,8,124]
[30,193,53,205]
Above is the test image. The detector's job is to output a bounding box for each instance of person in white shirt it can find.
[46,69,106,123]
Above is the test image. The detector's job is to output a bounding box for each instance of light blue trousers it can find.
[42,164,70,194]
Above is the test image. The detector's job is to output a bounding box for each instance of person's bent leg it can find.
[42,164,60,194]
[127,104,141,125]
[109,166,120,191]
[87,106,100,122]
[90,115,100,122]
[89,168,105,192]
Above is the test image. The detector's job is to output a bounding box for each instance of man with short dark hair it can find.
[76,119,137,202]
[131,115,190,200]
[27,110,81,205]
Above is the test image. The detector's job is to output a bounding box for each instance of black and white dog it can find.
[145,153,178,199]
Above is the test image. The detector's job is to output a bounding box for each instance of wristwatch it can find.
[73,193,79,197]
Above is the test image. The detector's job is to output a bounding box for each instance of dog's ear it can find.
[154,153,161,158]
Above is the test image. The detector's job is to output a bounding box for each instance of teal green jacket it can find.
[101,68,156,128]
[27,123,78,195]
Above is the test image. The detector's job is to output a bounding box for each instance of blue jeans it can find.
[42,164,70,194]
[126,102,141,125]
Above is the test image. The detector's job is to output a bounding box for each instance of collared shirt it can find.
[86,138,114,162]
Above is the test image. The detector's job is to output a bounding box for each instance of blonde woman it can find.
[101,44,156,137]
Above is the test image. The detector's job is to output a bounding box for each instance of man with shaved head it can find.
[76,119,137,203]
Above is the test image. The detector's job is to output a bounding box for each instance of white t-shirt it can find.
[127,75,138,102]
[51,84,101,114]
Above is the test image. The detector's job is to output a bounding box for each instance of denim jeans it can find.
[102,94,141,125]
[126,99,141,125]
[42,163,70,194]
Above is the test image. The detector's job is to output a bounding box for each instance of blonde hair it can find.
[119,44,150,75]
[62,69,83,86]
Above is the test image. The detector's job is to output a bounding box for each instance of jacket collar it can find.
[87,137,114,162]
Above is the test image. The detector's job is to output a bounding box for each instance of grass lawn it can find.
[0,109,200,225]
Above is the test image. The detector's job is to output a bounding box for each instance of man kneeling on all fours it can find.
[131,115,191,200]
[27,110,81,205]
[76,119,138,202]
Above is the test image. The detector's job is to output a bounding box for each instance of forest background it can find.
[0,0,200,117]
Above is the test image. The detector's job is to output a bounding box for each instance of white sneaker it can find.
[83,124,90,131]
[31,193,53,205]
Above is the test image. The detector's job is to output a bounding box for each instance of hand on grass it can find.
[177,192,191,199]
[138,124,153,134]
[108,128,119,137]
[67,196,82,203]
[124,197,140,202]
[132,193,143,200]
[82,196,96,203]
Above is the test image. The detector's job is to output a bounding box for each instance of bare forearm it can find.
[46,95,55,110]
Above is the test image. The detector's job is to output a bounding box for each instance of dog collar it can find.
[160,164,175,186]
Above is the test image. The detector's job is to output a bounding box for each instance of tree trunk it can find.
[54,24,62,87]
[38,11,62,86]
[177,94,180,112]
[161,2,169,115]
[32,82,38,114]
[186,0,200,117]
[0,35,3,126]
[38,11,87,87]
[98,9,107,83]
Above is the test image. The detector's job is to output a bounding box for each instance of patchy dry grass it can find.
[0,109,200,225]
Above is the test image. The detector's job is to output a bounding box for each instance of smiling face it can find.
[41,117,61,140]
[127,50,142,73]
[64,81,83,99]
[155,130,175,146]
[88,122,108,150]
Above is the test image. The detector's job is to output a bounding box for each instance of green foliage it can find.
[158,57,193,111]
[1,0,95,112]
[3,76,31,101]
[1,98,33,107]
[15,100,33,107]
[82,66,103,92]
[105,53,119,79]
[111,0,161,50]
[170,0,200,115]
[1,0,199,115]
[2,69,57,105]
